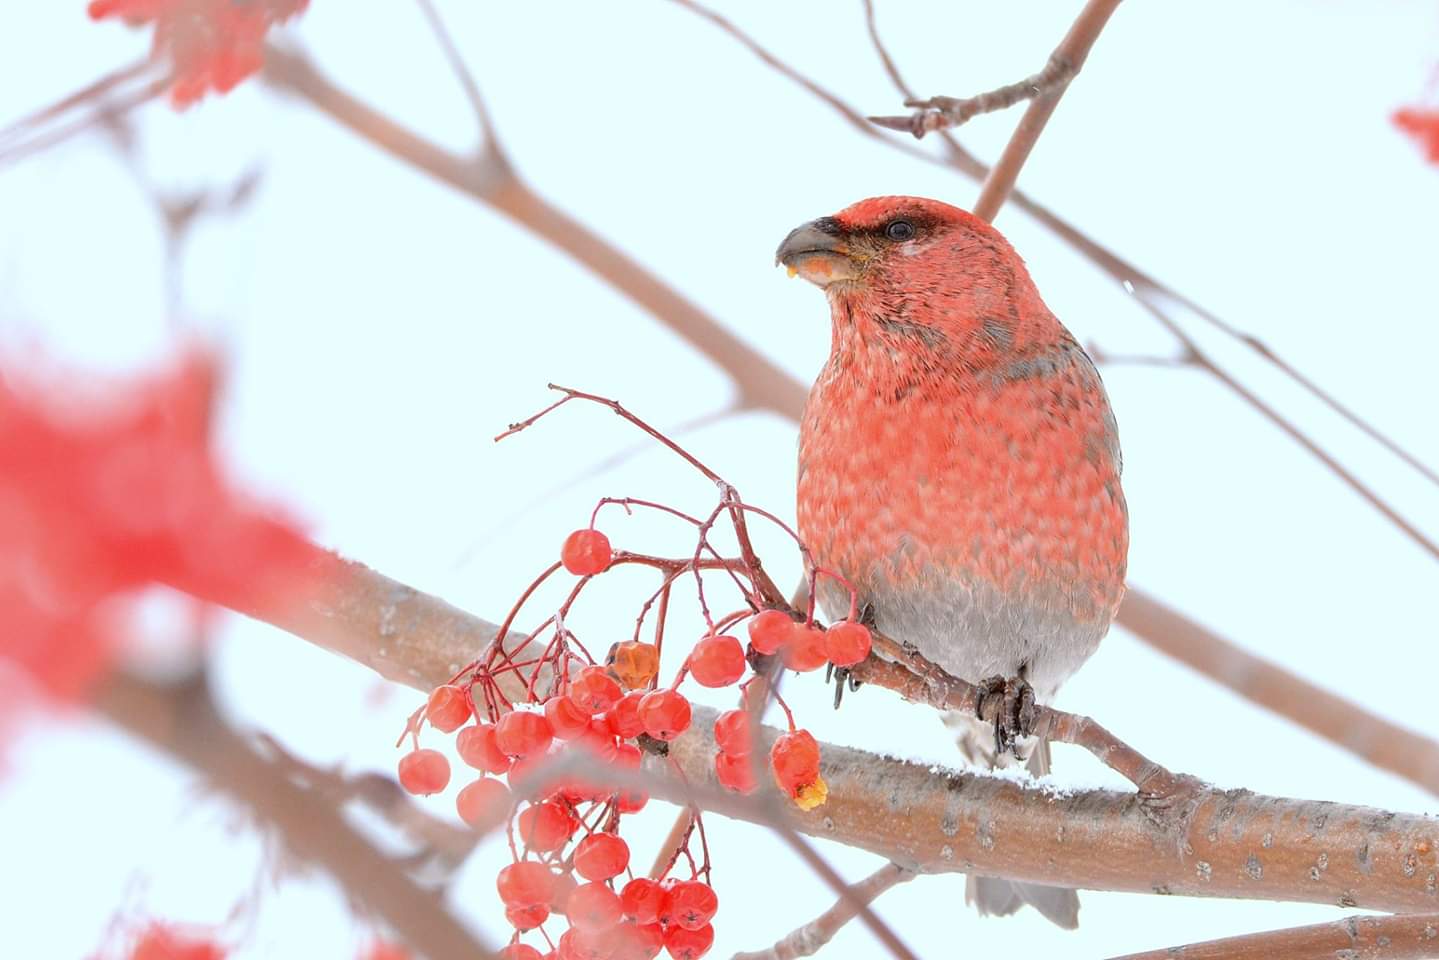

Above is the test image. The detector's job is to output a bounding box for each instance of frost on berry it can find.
[574,832,630,881]
[638,690,691,742]
[517,800,577,853]
[570,665,623,713]
[397,748,450,796]
[608,640,660,690]
[822,621,872,668]
[620,877,666,926]
[687,634,746,688]
[566,881,623,931]
[560,528,613,576]
[456,777,511,827]
[498,861,558,908]
[781,624,829,672]
[747,609,795,655]
[457,723,512,774]
[495,710,554,757]
[662,921,715,960]
[426,683,472,733]
[545,695,592,740]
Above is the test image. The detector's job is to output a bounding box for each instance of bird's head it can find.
[775,196,1001,293]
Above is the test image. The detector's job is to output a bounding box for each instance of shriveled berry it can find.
[545,695,592,740]
[497,861,557,907]
[662,880,718,931]
[456,777,510,826]
[498,945,543,960]
[770,729,821,797]
[687,634,746,688]
[397,748,450,796]
[605,691,647,739]
[609,640,660,690]
[571,665,623,713]
[638,690,691,742]
[505,901,549,931]
[781,624,828,672]
[620,877,666,925]
[561,528,612,576]
[496,710,554,757]
[517,800,577,852]
[663,921,714,960]
[712,709,751,756]
[574,832,630,881]
[566,881,623,931]
[714,751,757,794]
[823,621,872,667]
[425,683,472,733]
[747,609,795,655]
[457,723,512,774]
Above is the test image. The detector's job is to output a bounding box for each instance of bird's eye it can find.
[885,219,916,241]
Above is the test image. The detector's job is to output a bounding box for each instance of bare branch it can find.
[93,669,496,960]
[870,54,1076,138]
[731,862,914,960]
[972,0,1124,221]
[412,0,501,149]
[1106,912,1439,960]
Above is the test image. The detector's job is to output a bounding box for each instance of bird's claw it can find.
[826,663,863,709]
[978,675,1036,757]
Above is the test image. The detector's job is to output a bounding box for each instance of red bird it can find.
[778,197,1128,928]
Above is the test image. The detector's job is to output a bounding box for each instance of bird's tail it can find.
[947,714,1081,929]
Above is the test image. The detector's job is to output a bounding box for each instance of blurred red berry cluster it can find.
[87,0,309,106]
[1394,106,1439,164]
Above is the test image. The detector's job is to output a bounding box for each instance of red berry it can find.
[497,861,557,907]
[517,801,577,853]
[638,690,691,742]
[397,748,450,795]
[508,749,561,799]
[605,690,647,738]
[620,878,666,925]
[457,723,512,774]
[662,880,718,931]
[663,922,714,960]
[747,609,795,655]
[770,729,821,795]
[714,751,757,793]
[608,921,665,960]
[824,621,872,667]
[571,665,623,713]
[574,832,630,881]
[577,717,621,763]
[550,870,580,912]
[712,709,751,756]
[131,924,224,960]
[781,624,828,672]
[561,528,612,576]
[499,945,543,960]
[617,789,648,814]
[545,695,592,739]
[566,881,623,931]
[557,928,607,960]
[496,710,554,757]
[456,777,511,826]
[505,902,549,930]
[425,683,472,733]
[687,634,746,688]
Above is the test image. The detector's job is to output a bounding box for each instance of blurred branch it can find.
[258,44,807,420]
[412,0,501,148]
[1107,912,1439,960]
[92,669,496,960]
[178,538,1439,914]
[0,61,166,169]
[969,0,1123,221]
[731,862,914,960]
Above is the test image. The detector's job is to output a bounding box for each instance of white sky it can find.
[2,1,1439,958]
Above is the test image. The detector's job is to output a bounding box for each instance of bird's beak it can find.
[775,218,860,287]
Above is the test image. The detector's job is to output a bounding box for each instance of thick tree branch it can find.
[1107,912,1439,960]
[731,862,915,960]
[188,541,1439,915]
[92,668,496,960]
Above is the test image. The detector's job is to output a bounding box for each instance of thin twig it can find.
[732,862,915,960]
[972,0,1124,220]
[870,55,1077,137]
[1106,912,1439,960]
[412,0,501,148]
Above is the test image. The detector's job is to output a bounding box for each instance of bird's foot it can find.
[824,662,863,709]
[977,675,1037,757]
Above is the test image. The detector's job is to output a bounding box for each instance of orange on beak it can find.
[775,218,860,287]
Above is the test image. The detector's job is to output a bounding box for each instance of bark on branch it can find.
[1106,912,1439,960]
